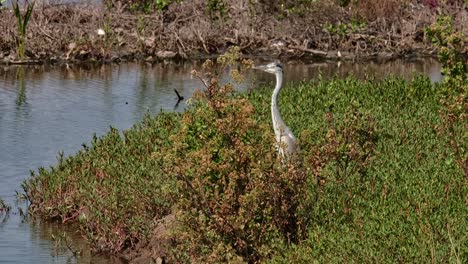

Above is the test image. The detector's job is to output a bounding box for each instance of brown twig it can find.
[289,45,328,56]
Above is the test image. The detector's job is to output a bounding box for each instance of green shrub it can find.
[425,16,468,89]
[156,55,309,262]
[24,113,180,253]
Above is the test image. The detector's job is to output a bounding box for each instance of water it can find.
[0,59,442,263]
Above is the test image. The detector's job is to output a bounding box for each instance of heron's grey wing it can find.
[280,133,296,155]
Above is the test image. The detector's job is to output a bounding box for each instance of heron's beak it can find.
[252,65,268,71]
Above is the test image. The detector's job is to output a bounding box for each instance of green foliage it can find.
[207,0,227,20]
[98,16,119,55]
[263,75,466,263]
[324,20,366,37]
[425,16,468,89]
[136,15,148,51]
[250,0,326,17]
[438,92,467,178]
[24,113,180,253]
[337,0,353,6]
[426,16,467,180]
[51,232,81,257]
[12,0,35,60]
[105,0,180,13]
[308,109,378,184]
[23,65,466,262]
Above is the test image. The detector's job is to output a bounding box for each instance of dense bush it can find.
[155,59,308,262]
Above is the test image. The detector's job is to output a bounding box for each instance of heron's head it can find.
[253,62,283,75]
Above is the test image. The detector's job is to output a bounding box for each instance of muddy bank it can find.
[0,1,466,64]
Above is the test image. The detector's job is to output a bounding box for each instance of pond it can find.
[0,58,442,263]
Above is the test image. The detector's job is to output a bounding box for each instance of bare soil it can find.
[120,214,176,263]
[0,1,467,65]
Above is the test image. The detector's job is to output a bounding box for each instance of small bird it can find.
[96,28,105,36]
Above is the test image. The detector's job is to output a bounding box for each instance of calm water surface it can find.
[0,59,442,263]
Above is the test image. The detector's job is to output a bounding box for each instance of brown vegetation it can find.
[0,0,467,64]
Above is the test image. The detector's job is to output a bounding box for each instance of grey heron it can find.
[253,62,297,160]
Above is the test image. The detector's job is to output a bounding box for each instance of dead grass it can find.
[0,0,467,63]
[350,0,410,22]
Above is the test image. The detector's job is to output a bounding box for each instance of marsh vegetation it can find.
[7,0,466,262]
[22,43,467,262]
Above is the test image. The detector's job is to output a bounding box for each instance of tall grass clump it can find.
[12,0,35,60]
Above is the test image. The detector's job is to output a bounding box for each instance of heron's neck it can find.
[271,71,286,132]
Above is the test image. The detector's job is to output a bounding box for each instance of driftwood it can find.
[289,45,328,57]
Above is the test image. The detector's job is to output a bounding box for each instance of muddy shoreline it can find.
[1,1,466,65]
